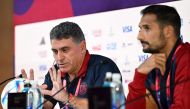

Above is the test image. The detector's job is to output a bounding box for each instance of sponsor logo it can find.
[125,79,132,84]
[79,82,88,95]
[39,37,46,45]
[122,69,131,73]
[39,64,47,71]
[92,44,101,51]
[122,25,132,33]
[108,27,114,36]
[138,54,149,62]
[121,42,133,48]
[38,50,47,58]
[92,29,102,37]
[106,42,117,50]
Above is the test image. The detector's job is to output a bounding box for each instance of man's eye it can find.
[62,49,68,53]
[144,26,150,30]
[52,50,58,54]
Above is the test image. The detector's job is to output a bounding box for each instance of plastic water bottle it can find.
[111,73,125,109]
[23,80,43,109]
[28,81,43,109]
[103,72,126,109]
[22,79,33,109]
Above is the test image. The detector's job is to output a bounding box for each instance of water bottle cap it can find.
[105,72,112,79]
[112,73,121,83]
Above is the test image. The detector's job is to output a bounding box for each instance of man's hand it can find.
[21,69,34,80]
[41,66,68,103]
[137,53,166,75]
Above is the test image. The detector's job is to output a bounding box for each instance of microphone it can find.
[0,74,22,86]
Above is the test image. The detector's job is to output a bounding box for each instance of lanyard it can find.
[63,78,82,96]
[155,70,170,108]
[62,78,81,109]
[75,78,81,96]
[155,44,182,108]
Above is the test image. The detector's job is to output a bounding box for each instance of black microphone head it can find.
[18,74,23,78]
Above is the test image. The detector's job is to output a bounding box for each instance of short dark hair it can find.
[141,5,181,37]
[50,21,85,43]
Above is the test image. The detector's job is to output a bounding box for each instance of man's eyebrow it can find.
[139,24,150,28]
[51,47,69,51]
[51,48,56,51]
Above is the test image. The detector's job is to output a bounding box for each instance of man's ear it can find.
[163,25,174,39]
[80,40,86,53]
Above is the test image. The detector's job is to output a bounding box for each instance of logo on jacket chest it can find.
[78,82,88,95]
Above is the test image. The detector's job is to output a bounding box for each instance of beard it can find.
[141,32,166,54]
[143,47,160,53]
[141,41,160,53]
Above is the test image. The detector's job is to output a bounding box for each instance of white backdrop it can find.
[15,0,190,97]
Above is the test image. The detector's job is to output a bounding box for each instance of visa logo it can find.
[122,25,132,33]
[138,54,149,62]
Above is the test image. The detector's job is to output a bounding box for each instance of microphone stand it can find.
[0,74,22,86]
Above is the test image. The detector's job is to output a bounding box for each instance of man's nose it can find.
[57,51,65,60]
[137,30,143,41]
